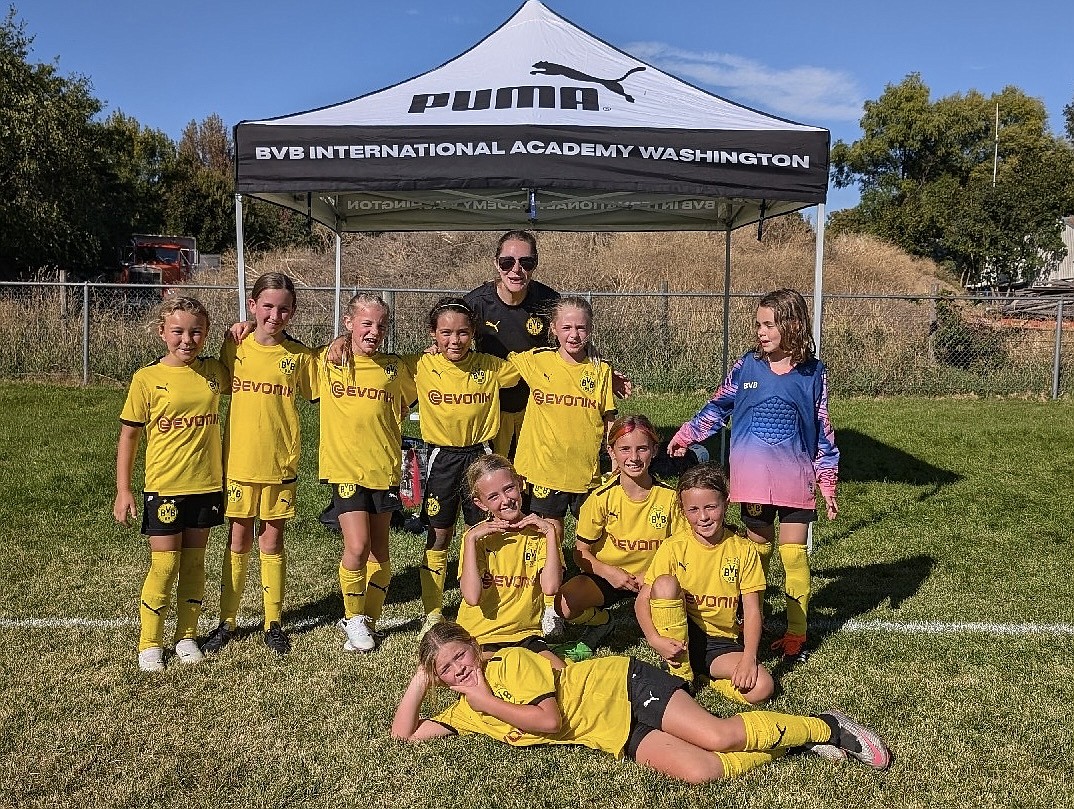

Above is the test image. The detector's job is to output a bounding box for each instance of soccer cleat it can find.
[541,606,566,639]
[174,638,204,665]
[338,615,376,652]
[801,742,849,762]
[263,622,291,655]
[201,622,233,654]
[817,709,892,770]
[576,616,615,653]
[138,647,165,673]
[771,633,810,665]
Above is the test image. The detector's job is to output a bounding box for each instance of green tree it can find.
[831,75,1074,287]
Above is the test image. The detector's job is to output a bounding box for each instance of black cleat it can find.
[202,622,233,654]
[263,622,291,655]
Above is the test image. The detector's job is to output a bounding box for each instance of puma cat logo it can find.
[530,62,646,103]
[485,320,501,333]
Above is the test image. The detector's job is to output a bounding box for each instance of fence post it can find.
[82,282,90,385]
[1052,299,1064,400]
[384,289,396,353]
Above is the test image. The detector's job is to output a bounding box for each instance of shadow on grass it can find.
[837,429,961,486]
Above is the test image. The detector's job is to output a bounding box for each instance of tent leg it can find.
[807,202,826,556]
[334,232,342,337]
[234,194,246,322]
[719,226,732,465]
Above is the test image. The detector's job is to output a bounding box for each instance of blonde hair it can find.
[339,292,390,371]
[753,288,814,365]
[548,296,602,362]
[156,296,210,331]
[417,621,483,687]
[464,453,517,501]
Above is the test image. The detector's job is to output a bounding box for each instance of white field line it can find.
[1,614,1073,636]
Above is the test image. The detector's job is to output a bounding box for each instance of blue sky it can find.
[18,0,1074,212]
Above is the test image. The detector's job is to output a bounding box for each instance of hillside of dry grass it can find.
[209,216,959,296]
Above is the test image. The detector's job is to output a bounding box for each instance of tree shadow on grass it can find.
[837,428,961,486]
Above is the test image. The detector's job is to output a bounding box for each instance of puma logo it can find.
[530,61,646,103]
[155,385,168,392]
[485,320,501,333]
[771,724,788,749]
[641,691,660,708]
[677,561,688,571]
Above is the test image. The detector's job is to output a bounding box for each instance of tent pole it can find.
[807,202,827,556]
[719,226,732,465]
[813,203,826,356]
[334,231,342,337]
[234,194,246,322]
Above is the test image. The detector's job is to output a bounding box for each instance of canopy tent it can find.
[233,0,830,354]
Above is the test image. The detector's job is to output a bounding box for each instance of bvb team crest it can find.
[207,378,220,393]
[579,373,596,393]
[471,368,488,384]
[227,482,243,503]
[746,503,763,517]
[157,502,178,524]
[384,363,397,380]
[722,559,739,583]
[648,509,668,530]
[525,316,543,336]
[279,356,297,375]
[426,495,441,517]
[532,484,551,499]
[337,483,357,499]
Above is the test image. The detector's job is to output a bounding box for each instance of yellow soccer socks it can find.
[419,549,448,618]
[218,549,250,631]
[138,550,181,651]
[173,547,206,643]
[569,606,610,627]
[260,550,286,630]
[739,710,831,751]
[364,559,392,624]
[715,749,787,778]
[709,678,752,705]
[338,563,367,620]
[779,543,810,639]
[649,597,694,683]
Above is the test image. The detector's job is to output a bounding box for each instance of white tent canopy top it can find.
[234,0,829,233]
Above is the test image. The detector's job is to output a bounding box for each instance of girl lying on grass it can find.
[390,621,891,783]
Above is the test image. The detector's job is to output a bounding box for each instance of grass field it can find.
[1,381,1072,809]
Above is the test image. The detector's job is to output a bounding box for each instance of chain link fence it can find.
[3,280,1074,398]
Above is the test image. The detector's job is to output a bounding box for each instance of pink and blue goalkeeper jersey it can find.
[672,352,838,509]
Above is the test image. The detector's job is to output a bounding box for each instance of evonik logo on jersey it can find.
[408,60,646,114]
[158,413,220,434]
[532,390,598,409]
[330,381,393,402]
[685,592,739,610]
[427,390,493,406]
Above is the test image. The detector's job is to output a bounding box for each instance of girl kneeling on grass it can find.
[114,296,230,672]
[391,621,891,782]
[636,463,773,705]
[457,455,564,669]
[555,414,687,661]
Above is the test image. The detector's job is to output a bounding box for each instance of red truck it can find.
[118,234,199,291]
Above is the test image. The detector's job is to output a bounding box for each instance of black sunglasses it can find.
[496,255,537,272]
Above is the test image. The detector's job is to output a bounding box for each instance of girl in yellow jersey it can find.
[203,273,316,657]
[391,621,892,780]
[114,297,230,673]
[555,415,687,661]
[401,298,521,632]
[456,455,564,669]
[509,296,618,638]
[637,464,774,705]
[320,293,417,653]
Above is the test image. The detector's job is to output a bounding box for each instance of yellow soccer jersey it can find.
[119,357,230,496]
[510,349,616,493]
[644,527,766,640]
[403,351,521,447]
[221,336,315,483]
[575,475,688,577]
[315,348,417,489]
[432,648,633,757]
[457,526,548,645]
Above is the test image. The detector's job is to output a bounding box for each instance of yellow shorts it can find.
[493,409,527,458]
[225,480,297,520]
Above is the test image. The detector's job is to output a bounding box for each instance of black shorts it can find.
[740,502,817,529]
[687,619,745,676]
[480,635,551,655]
[331,483,402,515]
[569,571,637,607]
[141,491,225,536]
[623,657,689,759]
[422,443,492,529]
[524,483,589,521]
